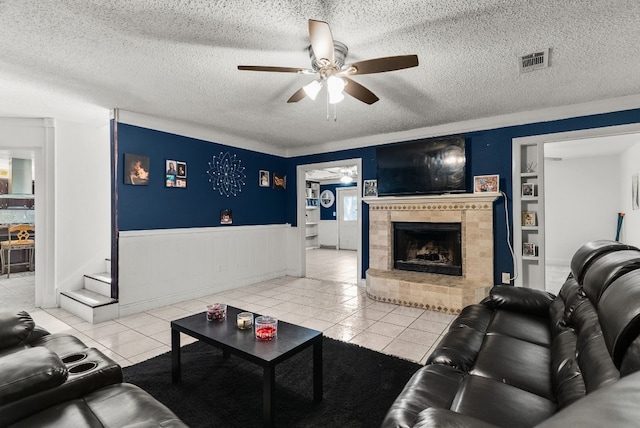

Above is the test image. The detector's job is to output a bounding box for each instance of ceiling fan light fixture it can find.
[303,80,323,100]
[340,174,353,184]
[327,76,346,104]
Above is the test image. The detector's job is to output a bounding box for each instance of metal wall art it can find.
[207,152,246,197]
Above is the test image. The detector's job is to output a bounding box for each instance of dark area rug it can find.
[123,337,421,427]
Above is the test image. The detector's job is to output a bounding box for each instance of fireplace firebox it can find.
[393,222,462,276]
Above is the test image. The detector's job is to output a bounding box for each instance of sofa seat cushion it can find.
[381,364,465,428]
[487,310,551,347]
[471,334,554,400]
[8,383,187,428]
[451,375,556,428]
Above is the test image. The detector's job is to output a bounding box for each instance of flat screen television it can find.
[376,136,467,196]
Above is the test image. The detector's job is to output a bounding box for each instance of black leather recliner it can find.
[382,240,640,427]
[0,310,187,427]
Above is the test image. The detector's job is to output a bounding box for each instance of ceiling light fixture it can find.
[327,76,346,104]
[340,168,353,183]
[303,79,323,100]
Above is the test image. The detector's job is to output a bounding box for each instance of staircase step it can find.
[60,289,119,324]
[61,289,116,308]
[84,272,111,296]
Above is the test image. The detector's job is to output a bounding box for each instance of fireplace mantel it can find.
[365,192,499,313]
[363,193,500,206]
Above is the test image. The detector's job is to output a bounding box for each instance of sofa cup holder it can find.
[68,361,98,374]
[61,352,88,364]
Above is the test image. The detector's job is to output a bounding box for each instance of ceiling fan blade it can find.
[308,19,335,64]
[348,55,419,75]
[238,65,312,74]
[287,87,307,103]
[343,77,379,105]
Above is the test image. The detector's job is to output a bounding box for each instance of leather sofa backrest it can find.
[597,269,640,369]
[582,250,640,306]
[0,311,35,351]
[570,240,638,284]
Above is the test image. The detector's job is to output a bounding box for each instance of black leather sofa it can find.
[382,240,640,427]
[0,310,187,427]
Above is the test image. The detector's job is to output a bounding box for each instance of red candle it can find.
[256,326,277,340]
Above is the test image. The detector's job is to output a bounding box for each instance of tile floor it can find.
[0,249,457,367]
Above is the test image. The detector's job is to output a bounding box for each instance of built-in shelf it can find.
[513,140,545,289]
[305,180,320,249]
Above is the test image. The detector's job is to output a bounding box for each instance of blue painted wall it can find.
[113,108,640,284]
[319,182,357,220]
[288,108,640,283]
[116,123,288,230]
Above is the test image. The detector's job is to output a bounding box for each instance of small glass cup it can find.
[206,303,227,321]
[237,312,254,330]
[255,315,278,341]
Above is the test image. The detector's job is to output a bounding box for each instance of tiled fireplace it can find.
[365,194,499,314]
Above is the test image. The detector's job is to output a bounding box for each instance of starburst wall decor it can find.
[207,151,246,197]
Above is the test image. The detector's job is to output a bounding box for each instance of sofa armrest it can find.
[0,310,35,350]
[484,286,555,316]
[0,347,68,405]
[414,408,500,428]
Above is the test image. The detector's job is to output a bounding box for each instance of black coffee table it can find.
[171,306,323,427]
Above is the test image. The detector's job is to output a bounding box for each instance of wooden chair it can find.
[0,224,35,278]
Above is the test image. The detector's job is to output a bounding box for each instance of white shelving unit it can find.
[512,141,545,289]
[305,181,320,249]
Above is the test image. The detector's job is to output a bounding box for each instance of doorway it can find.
[297,159,362,285]
[0,150,37,312]
[336,187,358,250]
[513,122,640,293]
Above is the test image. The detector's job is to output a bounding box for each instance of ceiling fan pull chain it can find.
[326,89,330,121]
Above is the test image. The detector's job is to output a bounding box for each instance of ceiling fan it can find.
[238,19,419,106]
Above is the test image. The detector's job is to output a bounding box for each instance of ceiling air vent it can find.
[519,48,549,73]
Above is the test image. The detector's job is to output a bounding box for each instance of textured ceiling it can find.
[1,0,639,153]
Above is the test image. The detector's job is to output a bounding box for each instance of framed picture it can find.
[259,170,270,187]
[124,154,149,185]
[523,242,538,257]
[220,209,232,225]
[473,175,499,193]
[522,183,537,197]
[166,159,187,188]
[273,173,286,189]
[522,211,537,226]
[363,179,378,197]
[177,162,187,178]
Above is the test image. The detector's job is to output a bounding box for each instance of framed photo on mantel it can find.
[473,175,499,193]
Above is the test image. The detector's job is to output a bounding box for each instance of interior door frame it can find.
[296,158,362,285]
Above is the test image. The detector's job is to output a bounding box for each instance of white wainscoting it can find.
[118,224,290,316]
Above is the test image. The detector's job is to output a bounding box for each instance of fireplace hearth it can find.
[394,222,462,276]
